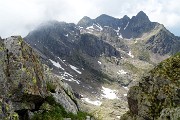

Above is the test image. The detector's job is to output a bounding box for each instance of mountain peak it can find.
[96,14,115,20]
[123,15,130,20]
[77,16,93,27]
[135,11,150,21]
[81,16,92,21]
[137,11,146,16]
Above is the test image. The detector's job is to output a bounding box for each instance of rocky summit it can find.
[121,53,180,120]
[0,11,180,120]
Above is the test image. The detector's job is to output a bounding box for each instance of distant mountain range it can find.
[23,11,180,119]
[78,11,155,39]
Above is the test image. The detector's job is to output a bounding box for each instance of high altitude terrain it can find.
[121,53,180,120]
[24,11,180,119]
[0,11,179,120]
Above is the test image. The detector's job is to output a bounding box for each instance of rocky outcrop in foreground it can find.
[121,53,180,120]
[0,36,80,119]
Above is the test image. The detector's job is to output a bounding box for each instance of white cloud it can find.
[0,0,180,38]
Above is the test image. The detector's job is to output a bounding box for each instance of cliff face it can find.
[0,36,78,120]
[121,53,180,120]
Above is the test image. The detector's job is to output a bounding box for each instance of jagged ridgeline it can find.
[0,36,92,120]
[121,53,180,120]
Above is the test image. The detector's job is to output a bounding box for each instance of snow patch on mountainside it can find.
[114,27,123,39]
[54,72,80,84]
[98,61,102,65]
[123,86,129,90]
[101,86,118,99]
[63,72,73,78]
[128,51,134,58]
[96,23,103,31]
[118,34,123,39]
[117,116,121,119]
[117,70,127,75]
[86,25,94,30]
[86,23,103,31]
[69,64,82,74]
[124,22,129,30]
[114,27,121,33]
[81,98,102,106]
[57,57,67,66]
[61,72,81,84]
[62,77,80,84]
[65,34,68,37]
[123,94,127,97]
[78,26,83,29]
[49,59,64,70]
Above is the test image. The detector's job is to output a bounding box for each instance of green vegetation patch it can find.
[32,95,90,120]
[32,107,89,120]
[46,82,56,93]
[150,52,180,84]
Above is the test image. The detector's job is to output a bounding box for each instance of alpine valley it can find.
[0,11,180,120]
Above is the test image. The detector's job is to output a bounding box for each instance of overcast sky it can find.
[0,0,180,38]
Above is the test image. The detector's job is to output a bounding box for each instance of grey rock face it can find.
[25,21,80,58]
[146,25,180,55]
[0,36,79,119]
[79,34,120,57]
[24,20,125,98]
[77,16,94,28]
[44,70,78,114]
[25,21,120,58]
[121,54,180,120]
[122,11,156,39]
[0,36,47,119]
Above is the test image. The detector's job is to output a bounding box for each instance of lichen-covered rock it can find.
[159,107,180,120]
[0,36,48,119]
[44,69,78,114]
[0,36,79,119]
[121,53,180,120]
[39,102,52,111]
[4,36,47,100]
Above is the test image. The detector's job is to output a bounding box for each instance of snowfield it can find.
[81,98,102,106]
[101,86,118,99]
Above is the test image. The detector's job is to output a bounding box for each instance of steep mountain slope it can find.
[24,11,180,119]
[0,36,91,120]
[78,11,180,57]
[145,25,180,55]
[25,21,125,87]
[25,21,140,119]
[121,53,180,120]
